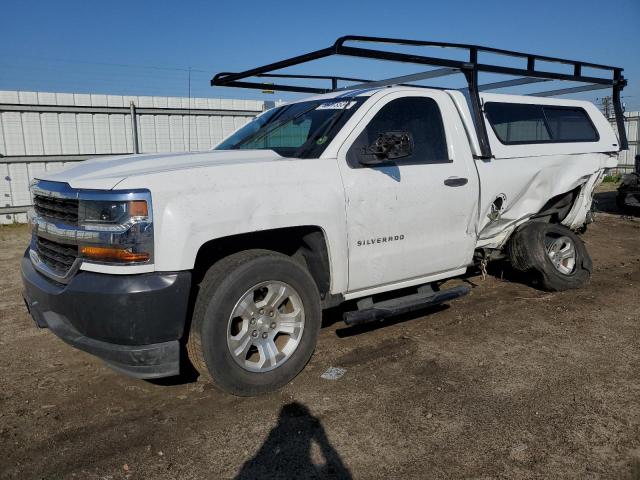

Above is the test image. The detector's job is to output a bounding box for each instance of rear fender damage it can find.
[476,169,604,250]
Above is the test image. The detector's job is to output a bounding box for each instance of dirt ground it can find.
[1,190,639,480]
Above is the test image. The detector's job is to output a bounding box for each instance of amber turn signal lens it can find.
[80,246,150,262]
[128,200,148,217]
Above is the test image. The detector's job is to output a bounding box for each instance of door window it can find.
[347,97,449,167]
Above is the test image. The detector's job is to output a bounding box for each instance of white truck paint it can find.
[36,86,617,299]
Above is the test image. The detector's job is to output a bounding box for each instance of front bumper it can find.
[21,250,191,379]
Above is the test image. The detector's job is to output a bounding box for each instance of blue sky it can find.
[1,0,639,110]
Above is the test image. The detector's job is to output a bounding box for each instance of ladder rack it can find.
[211,35,628,158]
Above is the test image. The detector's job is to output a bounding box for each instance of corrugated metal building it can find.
[0,90,269,223]
[613,111,639,173]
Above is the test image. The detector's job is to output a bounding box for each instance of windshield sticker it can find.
[316,100,357,110]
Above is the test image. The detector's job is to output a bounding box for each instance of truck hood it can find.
[38,150,284,190]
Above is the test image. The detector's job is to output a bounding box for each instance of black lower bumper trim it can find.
[21,249,191,379]
[35,308,179,378]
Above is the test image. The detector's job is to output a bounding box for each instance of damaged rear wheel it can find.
[507,222,592,292]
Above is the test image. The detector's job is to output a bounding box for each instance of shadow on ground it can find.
[234,402,352,480]
[594,190,621,214]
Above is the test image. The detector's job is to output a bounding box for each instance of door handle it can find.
[444,176,468,187]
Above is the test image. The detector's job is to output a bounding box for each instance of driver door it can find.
[336,90,478,293]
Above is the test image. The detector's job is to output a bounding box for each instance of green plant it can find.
[602,174,622,183]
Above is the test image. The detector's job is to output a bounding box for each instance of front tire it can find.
[507,222,592,292]
[187,249,321,396]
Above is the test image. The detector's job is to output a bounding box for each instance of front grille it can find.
[33,194,79,225]
[36,237,78,276]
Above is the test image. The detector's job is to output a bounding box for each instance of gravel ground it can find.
[1,194,639,479]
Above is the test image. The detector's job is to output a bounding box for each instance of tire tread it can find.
[186,249,320,395]
[186,250,281,387]
[507,222,592,292]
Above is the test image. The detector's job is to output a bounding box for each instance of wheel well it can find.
[531,186,582,224]
[192,226,331,298]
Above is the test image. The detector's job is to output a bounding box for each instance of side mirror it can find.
[360,131,413,166]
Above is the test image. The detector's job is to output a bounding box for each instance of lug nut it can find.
[261,332,268,339]
[269,311,274,317]
[250,318,256,325]
[251,330,258,337]
[259,308,264,315]
[270,322,276,329]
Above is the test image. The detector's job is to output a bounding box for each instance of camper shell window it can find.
[485,102,599,145]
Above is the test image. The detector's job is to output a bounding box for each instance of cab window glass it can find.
[241,119,312,149]
[347,97,448,167]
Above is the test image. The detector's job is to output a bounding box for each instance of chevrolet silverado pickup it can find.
[21,36,628,396]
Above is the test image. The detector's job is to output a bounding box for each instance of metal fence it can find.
[0,90,270,223]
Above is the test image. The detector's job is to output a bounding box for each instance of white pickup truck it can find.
[21,37,628,396]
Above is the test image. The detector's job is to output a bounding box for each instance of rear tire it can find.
[507,222,592,292]
[186,249,321,396]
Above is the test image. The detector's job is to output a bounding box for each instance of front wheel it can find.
[507,222,592,292]
[187,250,321,396]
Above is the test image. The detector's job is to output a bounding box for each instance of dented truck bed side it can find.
[448,90,618,250]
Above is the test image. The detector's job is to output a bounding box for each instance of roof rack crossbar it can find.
[211,35,628,153]
[336,67,459,91]
[458,78,552,93]
[212,46,335,86]
[255,73,372,90]
[255,73,370,82]
[217,81,330,94]
[530,83,610,97]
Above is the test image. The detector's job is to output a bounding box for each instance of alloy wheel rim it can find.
[227,281,305,372]
[544,234,577,275]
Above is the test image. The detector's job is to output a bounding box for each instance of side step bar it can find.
[343,284,470,326]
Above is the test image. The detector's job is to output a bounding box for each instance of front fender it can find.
[116,158,349,294]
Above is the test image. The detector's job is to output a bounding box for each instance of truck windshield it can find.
[216,98,365,158]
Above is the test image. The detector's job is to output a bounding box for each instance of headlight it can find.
[30,181,155,274]
[77,197,153,265]
[79,199,148,225]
